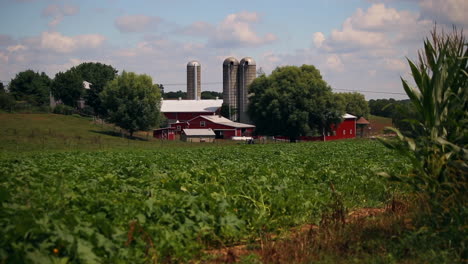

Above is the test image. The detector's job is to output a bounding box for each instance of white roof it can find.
[161,99,223,113]
[198,115,255,128]
[343,113,357,119]
[183,128,216,136]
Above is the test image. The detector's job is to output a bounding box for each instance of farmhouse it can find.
[176,115,255,139]
[181,128,216,142]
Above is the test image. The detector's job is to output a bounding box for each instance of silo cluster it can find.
[223,57,256,123]
[187,60,201,100]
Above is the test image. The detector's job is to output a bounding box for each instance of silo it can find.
[223,57,239,120]
[187,60,201,100]
[238,57,256,123]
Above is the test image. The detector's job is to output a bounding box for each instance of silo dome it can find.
[223,57,239,66]
[187,60,201,67]
[240,57,256,66]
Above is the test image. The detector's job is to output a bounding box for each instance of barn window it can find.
[333,131,337,136]
[200,121,206,127]
[327,132,330,136]
[343,130,346,135]
[177,126,181,131]
[350,129,353,134]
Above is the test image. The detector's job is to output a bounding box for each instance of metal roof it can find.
[187,60,200,67]
[240,57,256,66]
[343,113,357,119]
[161,99,223,113]
[183,128,215,136]
[199,115,255,128]
[223,57,239,66]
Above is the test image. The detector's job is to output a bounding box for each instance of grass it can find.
[368,115,393,135]
[0,113,240,153]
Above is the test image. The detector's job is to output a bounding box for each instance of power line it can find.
[332,88,407,95]
[160,82,407,96]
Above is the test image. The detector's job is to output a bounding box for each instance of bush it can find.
[52,104,75,115]
[0,93,15,112]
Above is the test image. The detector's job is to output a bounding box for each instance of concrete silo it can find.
[238,57,256,123]
[223,57,239,120]
[187,60,201,100]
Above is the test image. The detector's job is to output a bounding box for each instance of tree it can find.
[201,91,223,99]
[334,92,370,118]
[9,70,51,106]
[100,71,162,137]
[248,65,343,142]
[52,69,84,107]
[0,82,5,93]
[163,90,187,99]
[73,62,118,117]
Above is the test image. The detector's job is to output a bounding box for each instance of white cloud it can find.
[42,4,79,28]
[419,0,468,26]
[40,32,105,53]
[7,45,26,52]
[115,15,162,33]
[179,11,277,48]
[313,32,325,48]
[211,11,277,47]
[349,4,418,31]
[0,52,9,63]
[325,54,345,72]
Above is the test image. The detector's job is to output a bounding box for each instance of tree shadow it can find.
[89,130,149,141]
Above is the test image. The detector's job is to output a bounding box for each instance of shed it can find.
[181,128,216,142]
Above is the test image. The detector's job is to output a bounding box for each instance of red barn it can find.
[184,115,255,139]
[161,99,223,123]
[275,114,357,142]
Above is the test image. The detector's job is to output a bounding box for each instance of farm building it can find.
[170,115,255,139]
[161,99,223,123]
[181,129,216,142]
[153,127,176,140]
[274,114,357,141]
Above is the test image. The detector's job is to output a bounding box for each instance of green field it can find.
[0,123,410,263]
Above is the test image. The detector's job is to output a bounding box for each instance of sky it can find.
[0,0,467,99]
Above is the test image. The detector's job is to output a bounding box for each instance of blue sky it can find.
[0,0,466,99]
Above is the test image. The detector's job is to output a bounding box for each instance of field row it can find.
[0,140,409,263]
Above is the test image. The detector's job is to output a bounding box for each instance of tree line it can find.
[2,62,397,140]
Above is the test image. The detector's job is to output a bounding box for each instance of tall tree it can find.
[52,69,83,107]
[100,71,162,137]
[0,82,5,93]
[163,90,187,99]
[75,62,118,116]
[9,70,51,106]
[201,91,223,99]
[334,92,370,118]
[248,65,342,142]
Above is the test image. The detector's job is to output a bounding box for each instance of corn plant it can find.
[379,27,467,230]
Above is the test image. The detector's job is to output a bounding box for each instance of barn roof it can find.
[356,117,370,125]
[161,99,223,113]
[182,128,216,136]
[343,113,357,119]
[197,115,255,128]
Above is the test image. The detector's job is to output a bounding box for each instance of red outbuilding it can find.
[153,127,176,140]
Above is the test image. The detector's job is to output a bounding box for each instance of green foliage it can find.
[201,91,223,99]
[75,62,118,117]
[52,70,83,107]
[52,104,75,115]
[100,71,162,136]
[334,92,370,118]
[248,65,343,141]
[163,90,186,99]
[0,140,407,263]
[0,92,15,111]
[379,27,467,251]
[8,70,51,106]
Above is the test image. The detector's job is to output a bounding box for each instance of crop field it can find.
[0,140,409,263]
